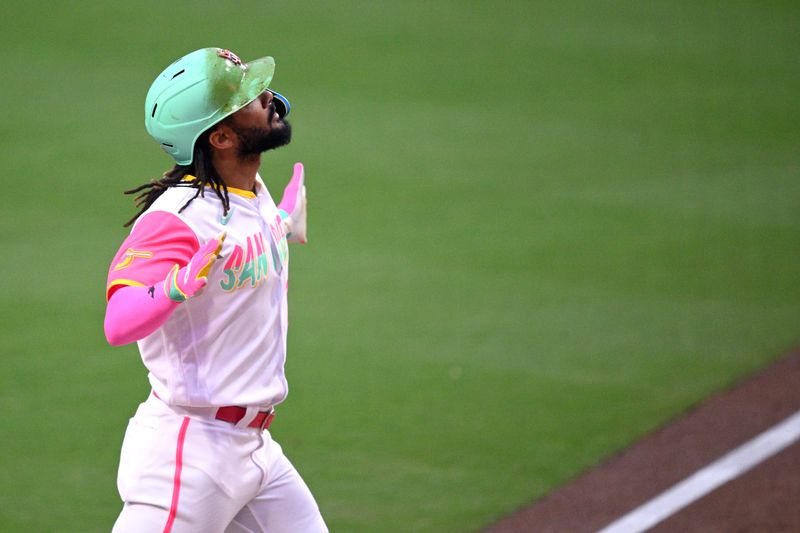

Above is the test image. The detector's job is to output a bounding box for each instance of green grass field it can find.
[1,1,798,531]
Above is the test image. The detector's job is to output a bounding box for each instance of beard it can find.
[233,118,292,159]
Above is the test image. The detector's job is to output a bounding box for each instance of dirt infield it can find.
[484,350,800,532]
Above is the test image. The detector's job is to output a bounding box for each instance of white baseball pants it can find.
[112,394,327,533]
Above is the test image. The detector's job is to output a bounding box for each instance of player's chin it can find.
[263,120,292,152]
[275,119,292,142]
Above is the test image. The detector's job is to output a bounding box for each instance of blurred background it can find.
[0,1,798,531]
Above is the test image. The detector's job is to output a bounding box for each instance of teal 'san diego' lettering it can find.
[219,226,286,292]
[220,233,268,291]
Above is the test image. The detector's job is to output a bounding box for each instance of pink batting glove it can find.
[277,162,307,244]
[165,232,226,302]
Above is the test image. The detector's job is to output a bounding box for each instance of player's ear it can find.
[208,125,235,151]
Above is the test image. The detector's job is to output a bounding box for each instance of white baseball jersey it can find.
[106,175,290,409]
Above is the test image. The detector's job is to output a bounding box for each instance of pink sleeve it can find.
[106,211,199,301]
[104,283,179,346]
[104,211,199,346]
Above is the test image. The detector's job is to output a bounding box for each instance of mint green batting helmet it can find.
[144,48,276,165]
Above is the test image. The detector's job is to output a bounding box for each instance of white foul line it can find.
[596,409,800,533]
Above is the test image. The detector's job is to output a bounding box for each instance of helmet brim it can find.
[226,55,275,114]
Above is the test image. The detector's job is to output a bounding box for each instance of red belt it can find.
[216,405,275,430]
[152,391,275,430]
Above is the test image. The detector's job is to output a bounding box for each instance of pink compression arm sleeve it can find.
[104,211,201,345]
[104,282,179,346]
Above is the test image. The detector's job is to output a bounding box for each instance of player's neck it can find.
[215,153,261,194]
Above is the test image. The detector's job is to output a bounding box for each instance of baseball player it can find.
[103,48,326,532]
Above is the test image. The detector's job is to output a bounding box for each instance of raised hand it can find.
[277,162,307,244]
[165,232,226,302]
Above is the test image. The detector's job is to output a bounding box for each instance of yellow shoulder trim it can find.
[106,279,146,301]
[226,186,257,199]
[182,173,256,198]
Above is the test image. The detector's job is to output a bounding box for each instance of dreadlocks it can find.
[123,128,231,227]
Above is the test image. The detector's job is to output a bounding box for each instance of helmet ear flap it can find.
[271,91,291,118]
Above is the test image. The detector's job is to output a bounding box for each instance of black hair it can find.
[123,128,230,227]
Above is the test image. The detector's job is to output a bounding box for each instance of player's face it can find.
[226,90,292,158]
